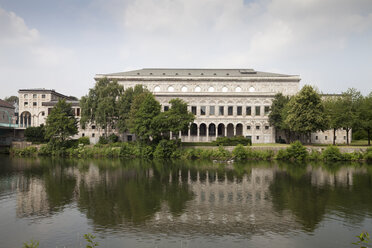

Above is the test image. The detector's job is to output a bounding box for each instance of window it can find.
[24,102,28,106]
[237,106,242,115]
[256,126,260,130]
[154,86,160,92]
[249,87,255,92]
[208,87,215,92]
[127,135,132,141]
[33,102,37,106]
[82,133,85,137]
[181,86,188,92]
[246,106,251,115]
[265,126,269,130]
[235,87,242,92]
[191,106,197,115]
[255,106,261,116]
[76,108,80,116]
[334,136,337,140]
[209,106,215,115]
[48,108,52,115]
[264,106,270,115]
[164,106,169,111]
[41,111,45,116]
[200,106,206,115]
[92,133,95,137]
[256,136,260,140]
[316,136,318,140]
[228,106,233,115]
[92,125,96,129]
[33,94,37,98]
[24,94,28,98]
[247,125,251,130]
[219,106,224,115]
[344,136,346,140]
[42,94,46,99]
[325,136,328,140]
[167,86,174,92]
[222,86,228,92]
[195,86,201,92]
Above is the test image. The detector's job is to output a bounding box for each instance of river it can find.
[0,155,371,247]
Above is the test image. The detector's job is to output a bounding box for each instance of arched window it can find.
[235,86,242,92]
[208,86,215,92]
[249,86,255,92]
[222,86,228,92]
[167,86,174,92]
[195,86,201,92]
[154,86,160,92]
[181,86,188,92]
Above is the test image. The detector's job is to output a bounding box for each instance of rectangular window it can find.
[48,108,52,115]
[264,106,270,115]
[42,94,46,99]
[325,136,328,140]
[209,106,215,115]
[255,106,261,116]
[265,126,269,130]
[82,133,85,137]
[92,133,95,137]
[247,125,251,130]
[256,126,260,130]
[344,136,346,140]
[228,106,233,116]
[256,136,260,140]
[191,106,197,115]
[33,94,37,98]
[41,111,45,116]
[127,135,132,141]
[316,136,318,140]
[246,106,251,115]
[92,125,96,129]
[33,102,37,106]
[237,106,242,115]
[164,106,169,111]
[219,106,224,116]
[76,108,80,116]
[24,102,28,106]
[200,106,206,115]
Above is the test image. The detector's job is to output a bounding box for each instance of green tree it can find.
[269,93,291,143]
[285,85,328,143]
[359,93,372,146]
[129,92,161,143]
[117,85,148,132]
[152,98,195,140]
[4,95,18,104]
[45,99,78,144]
[80,78,123,136]
[323,96,343,145]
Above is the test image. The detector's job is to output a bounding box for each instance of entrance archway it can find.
[208,123,216,136]
[236,123,243,136]
[227,123,234,137]
[199,123,207,136]
[190,123,198,136]
[217,124,225,137]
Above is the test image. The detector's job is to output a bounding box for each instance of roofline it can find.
[18,89,76,100]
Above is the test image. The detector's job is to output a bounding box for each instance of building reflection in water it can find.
[8,159,372,235]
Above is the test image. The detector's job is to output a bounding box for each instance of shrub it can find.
[365,148,372,162]
[154,139,180,159]
[108,134,119,143]
[308,149,322,161]
[286,141,308,161]
[276,149,289,160]
[12,146,38,157]
[24,125,47,143]
[322,145,343,161]
[232,144,248,161]
[98,136,108,144]
[78,136,90,145]
[211,146,231,160]
[212,136,252,146]
[38,144,52,156]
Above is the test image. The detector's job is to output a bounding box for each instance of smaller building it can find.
[0,99,16,127]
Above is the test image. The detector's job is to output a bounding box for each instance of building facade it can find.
[95,68,349,144]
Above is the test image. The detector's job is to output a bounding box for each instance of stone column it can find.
[188,128,191,142]
[233,124,236,137]
[179,131,182,140]
[224,126,227,137]
[170,131,173,140]
[215,125,218,139]
[206,124,209,142]
[197,124,200,142]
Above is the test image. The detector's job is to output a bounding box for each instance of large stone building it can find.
[96,68,350,144]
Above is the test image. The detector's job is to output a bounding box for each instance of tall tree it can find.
[269,93,291,143]
[152,98,195,140]
[129,92,161,143]
[117,85,148,133]
[285,85,328,143]
[80,78,123,136]
[323,96,343,145]
[358,93,372,146]
[4,96,18,104]
[45,99,78,144]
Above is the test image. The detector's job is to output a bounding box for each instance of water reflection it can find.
[1,156,372,236]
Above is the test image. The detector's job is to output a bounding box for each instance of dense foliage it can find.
[212,136,252,146]
[24,125,47,143]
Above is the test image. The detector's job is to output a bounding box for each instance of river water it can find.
[0,155,371,248]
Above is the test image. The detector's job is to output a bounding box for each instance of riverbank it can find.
[9,141,372,163]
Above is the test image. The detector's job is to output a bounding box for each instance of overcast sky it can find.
[0,0,371,99]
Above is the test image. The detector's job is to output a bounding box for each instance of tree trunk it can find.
[368,129,371,146]
[333,128,336,145]
[346,128,350,145]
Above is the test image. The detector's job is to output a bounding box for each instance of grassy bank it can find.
[9,140,372,163]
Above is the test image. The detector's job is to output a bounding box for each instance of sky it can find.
[0,0,372,99]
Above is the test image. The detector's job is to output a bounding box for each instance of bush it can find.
[98,136,108,144]
[232,144,248,161]
[322,145,343,161]
[78,136,90,145]
[212,136,252,146]
[38,144,52,156]
[276,149,289,160]
[24,125,47,143]
[365,148,372,162]
[286,141,308,161]
[154,139,180,159]
[211,146,231,160]
[108,134,119,143]
[11,146,38,157]
[308,149,322,161]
